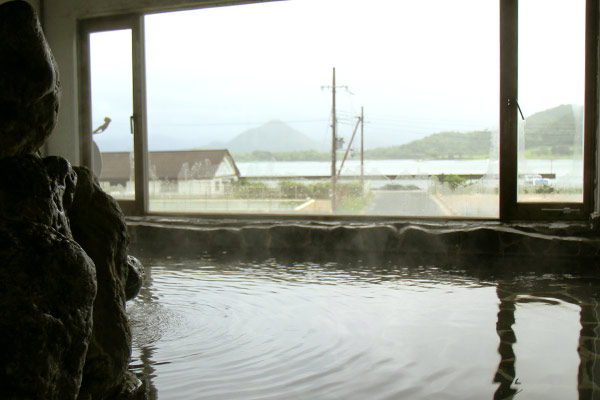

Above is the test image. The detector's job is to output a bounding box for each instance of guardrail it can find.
[242,173,556,180]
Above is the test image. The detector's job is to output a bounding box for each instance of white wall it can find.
[43,4,78,163]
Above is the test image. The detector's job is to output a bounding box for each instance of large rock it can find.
[0,155,144,399]
[125,255,145,301]
[0,155,75,236]
[0,155,96,399]
[0,221,96,399]
[0,1,60,158]
[0,2,144,398]
[68,166,139,399]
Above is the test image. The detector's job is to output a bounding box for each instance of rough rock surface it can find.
[0,1,61,158]
[69,166,137,399]
[127,217,600,260]
[0,155,144,399]
[0,3,144,398]
[0,155,76,236]
[125,255,145,301]
[0,156,96,399]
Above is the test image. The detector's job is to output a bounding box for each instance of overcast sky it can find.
[90,0,585,152]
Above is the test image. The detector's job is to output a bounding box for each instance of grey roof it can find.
[100,149,240,181]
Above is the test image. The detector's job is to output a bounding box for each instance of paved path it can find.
[364,190,450,216]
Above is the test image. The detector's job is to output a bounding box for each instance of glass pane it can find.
[517,0,586,203]
[145,0,499,217]
[90,29,135,201]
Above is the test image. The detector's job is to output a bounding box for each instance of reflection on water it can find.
[127,255,600,400]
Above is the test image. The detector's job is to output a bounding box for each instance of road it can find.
[364,190,450,216]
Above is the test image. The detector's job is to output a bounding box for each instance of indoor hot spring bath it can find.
[125,221,600,400]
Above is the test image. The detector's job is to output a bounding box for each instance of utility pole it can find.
[331,67,337,213]
[360,106,364,194]
[337,113,361,179]
[321,67,352,213]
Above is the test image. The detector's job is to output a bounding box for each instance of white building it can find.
[99,149,240,196]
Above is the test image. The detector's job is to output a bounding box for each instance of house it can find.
[99,149,240,196]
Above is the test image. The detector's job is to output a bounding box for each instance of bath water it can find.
[127,255,599,400]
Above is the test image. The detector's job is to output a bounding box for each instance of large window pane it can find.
[90,29,135,200]
[144,0,499,217]
[517,0,586,203]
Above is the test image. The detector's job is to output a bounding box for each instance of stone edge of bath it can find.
[125,217,600,260]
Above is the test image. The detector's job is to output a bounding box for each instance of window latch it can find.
[130,115,135,135]
[508,98,525,120]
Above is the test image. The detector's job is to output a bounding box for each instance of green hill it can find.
[522,104,583,157]
[362,104,581,160]
[362,130,492,160]
[229,105,581,161]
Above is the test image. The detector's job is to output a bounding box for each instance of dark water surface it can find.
[127,254,600,400]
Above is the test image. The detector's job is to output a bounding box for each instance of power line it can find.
[150,118,329,128]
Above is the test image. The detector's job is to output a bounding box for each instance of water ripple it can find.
[128,257,586,400]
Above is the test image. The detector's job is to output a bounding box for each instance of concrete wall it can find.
[41,0,280,165]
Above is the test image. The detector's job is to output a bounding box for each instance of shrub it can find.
[435,174,468,191]
[278,180,311,199]
[233,181,276,199]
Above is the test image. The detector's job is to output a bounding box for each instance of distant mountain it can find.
[206,105,581,160]
[361,130,491,160]
[361,104,581,160]
[522,104,583,157]
[207,120,319,153]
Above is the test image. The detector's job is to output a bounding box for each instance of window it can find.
[517,0,586,205]
[499,0,597,220]
[78,14,148,215]
[79,0,598,220]
[89,29,135,201]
